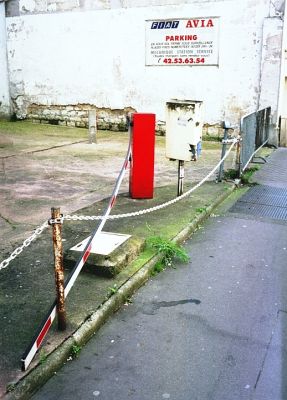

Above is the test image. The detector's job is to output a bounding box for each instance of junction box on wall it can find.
[165,99,203,161]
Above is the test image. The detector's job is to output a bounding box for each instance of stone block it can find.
[64,236,144,278]
[75,121,86,128]
[66,106,75,111]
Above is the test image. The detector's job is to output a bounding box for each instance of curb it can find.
[5,183,236,400]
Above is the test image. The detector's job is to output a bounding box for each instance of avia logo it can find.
[151,21,179,29]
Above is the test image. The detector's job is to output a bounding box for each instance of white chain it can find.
[0,221,49,271]
[0,138,238,272]
[65,138,238,222]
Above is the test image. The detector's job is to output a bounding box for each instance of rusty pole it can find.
[51,207,66,331]
[236,138,242,178]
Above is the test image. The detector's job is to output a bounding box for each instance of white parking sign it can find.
[145,17,220,66]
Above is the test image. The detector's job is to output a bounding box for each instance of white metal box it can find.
[166,99,203,161]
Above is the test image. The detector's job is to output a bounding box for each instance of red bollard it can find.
[129,113,156,199]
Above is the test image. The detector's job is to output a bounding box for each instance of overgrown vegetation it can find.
[224,169,239,180]
[147,236,189,275]
[107,284,118,298]
[6,383,16,393]
[71,344,82,358]
[39,349,48,365]
[224,166,259,184]
[240,166,259,184]
[195,207,208,214]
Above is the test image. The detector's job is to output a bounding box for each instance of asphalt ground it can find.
[32,206,287,400]
[0,121,240,398]
[31,148,287,400]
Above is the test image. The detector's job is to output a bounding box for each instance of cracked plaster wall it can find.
[4,0,285,132]
[0,2,11,118]
[259,18,283,110]
[6,0,259,17]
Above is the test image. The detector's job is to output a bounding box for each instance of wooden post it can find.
[51,207,66,331]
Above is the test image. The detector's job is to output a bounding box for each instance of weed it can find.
[147,236,189,268]
[39,349,48,365]
[196,207,207,214]
[107,284,118,298]
[151,261,166,275]
[224,169,238,180]
[6,383,16,393]
[241,166,259,184]
[124,296,133,304]
[145,223,153,233]
[71,344,82,358]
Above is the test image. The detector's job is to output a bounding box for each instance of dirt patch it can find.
[0,135,13,148]
[0,121,236,254]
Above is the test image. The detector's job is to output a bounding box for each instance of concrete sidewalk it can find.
[30,148,287,400]
[0,121,241,399]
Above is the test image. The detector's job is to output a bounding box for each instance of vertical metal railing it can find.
[239,106,271,174]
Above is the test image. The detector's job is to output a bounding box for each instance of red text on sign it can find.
[166,35,198,41]
[163,57,205,64]
[186,19,214,28]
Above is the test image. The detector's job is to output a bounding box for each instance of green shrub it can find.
[147,236,189,270]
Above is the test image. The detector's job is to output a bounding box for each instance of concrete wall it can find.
[260,17,284,110]
[4,0,285,132]
[6,0,258,17]
[0,1,11,118]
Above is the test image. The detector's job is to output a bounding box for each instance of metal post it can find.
[51,207,66,331]
[236,138,242,178]
[88,110,97,144]
[218,127,228,182]
[177,160,184,196]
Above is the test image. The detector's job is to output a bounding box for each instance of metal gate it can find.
[240,107,271,173]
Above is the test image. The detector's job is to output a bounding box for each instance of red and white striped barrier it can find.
[21,124,132,371]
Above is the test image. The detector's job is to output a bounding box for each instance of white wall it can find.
[259,17,283,113]
[5,0,282,126]
[0,1,11,118]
